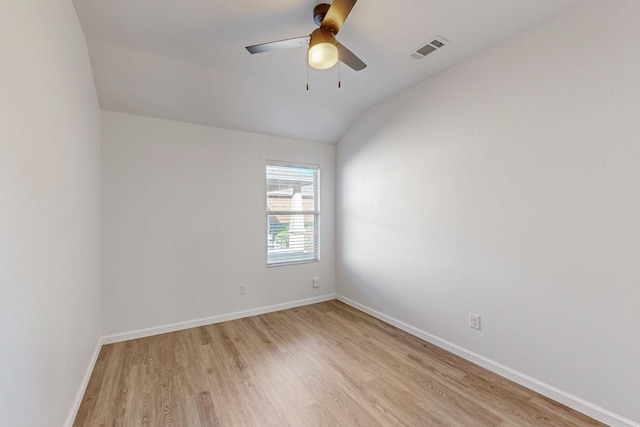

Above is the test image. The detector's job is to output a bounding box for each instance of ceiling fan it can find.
[245,0,367,71]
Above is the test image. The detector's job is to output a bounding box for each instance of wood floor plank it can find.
[73,300,605,426]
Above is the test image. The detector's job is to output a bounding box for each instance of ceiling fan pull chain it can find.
[307,61,310,91]
[338,61,342,88]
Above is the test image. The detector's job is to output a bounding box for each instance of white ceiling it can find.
[73,0,584,144]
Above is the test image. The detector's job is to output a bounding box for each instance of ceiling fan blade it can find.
[246,36,310,54]
[337,42,366,71]
[321,0,357,35]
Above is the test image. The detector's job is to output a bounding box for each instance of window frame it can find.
[266,160,320,267]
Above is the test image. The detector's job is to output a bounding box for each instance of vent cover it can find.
[408,36,449,60]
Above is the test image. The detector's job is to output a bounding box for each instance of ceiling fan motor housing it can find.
[313,4,331,27]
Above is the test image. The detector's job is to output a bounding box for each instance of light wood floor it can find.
[73,300,604,426]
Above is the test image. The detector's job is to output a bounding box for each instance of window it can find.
[266,162,319,266]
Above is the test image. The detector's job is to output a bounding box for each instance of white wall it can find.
[101,111,335,336]
[337,0,639,424]
[0,2,101,426]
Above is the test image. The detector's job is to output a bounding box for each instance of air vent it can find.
[408,36,449,61]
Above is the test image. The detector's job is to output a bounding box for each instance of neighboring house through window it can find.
[266,161,319,266]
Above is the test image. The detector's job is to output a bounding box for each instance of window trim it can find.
[266,160,320,267]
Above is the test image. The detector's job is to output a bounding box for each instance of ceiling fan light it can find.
[308,28,338,70]
[309,43,338,69]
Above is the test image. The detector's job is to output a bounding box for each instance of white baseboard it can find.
[336,294,639,427]
[64,337,104,427]
[102,294,336,345]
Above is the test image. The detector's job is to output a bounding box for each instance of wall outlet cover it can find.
[469,313,481,330]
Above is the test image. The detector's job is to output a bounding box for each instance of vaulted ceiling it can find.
[72,0,584,143]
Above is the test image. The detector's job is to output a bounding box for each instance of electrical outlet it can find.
[469,313,481,330]
[239,284,247,295]
[312,276,320,288]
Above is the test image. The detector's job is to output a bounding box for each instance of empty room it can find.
[1,0,639,426]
